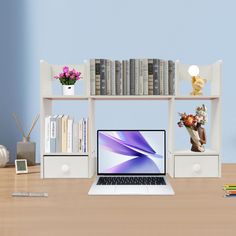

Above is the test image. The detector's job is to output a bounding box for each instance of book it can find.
[148,59,153,95]
[168,60,175,95]
[78,118,83,153]
[50,115,57,153]
[106,59,111,95]
[142,59,148,95]
[153,59,159,95]
[100,59,106,95]
[126,60,130,95]
[163,60,169,95]
[159,59,164,95]
[122,60,127,95]
[95,59,100,95]
[45,116,51,153]
[111,60,116,95]
[135,59,139,95]
[61,115,69,153]
[138,59,143,95]
[67,119,73,153]
[130,59,135,95]
[72,122,79,152]
[115,60,121,95]
[90,59,96,95]
[56,115,63,152]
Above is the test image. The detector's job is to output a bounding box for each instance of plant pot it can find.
[63,85,75,95]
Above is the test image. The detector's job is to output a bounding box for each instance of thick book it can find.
[100,59,106,95]
[50,115,57,153]
[148,59,153,95]
[130,59,135,95]
[153,59,159,95]
[95,59,100,95]
[56,115,63,152]
[45,116,51,153]
[90,59,96,95]
[72,122,79,152]
[61,115,68,153]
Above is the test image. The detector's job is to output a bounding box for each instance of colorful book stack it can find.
[45,115,88,154]
[90,58,175,96]
[223,184,236,198]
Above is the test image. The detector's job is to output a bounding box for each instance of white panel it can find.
[44,156,89,178]
[174,155,219,177]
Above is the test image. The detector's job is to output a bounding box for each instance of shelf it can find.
[175,96,220,100]
[172,149,219,156]
[90,95,173,100]
[42,96,89,100]
[44,152,89,156]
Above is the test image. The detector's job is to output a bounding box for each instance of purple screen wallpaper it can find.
[98,131,165,174]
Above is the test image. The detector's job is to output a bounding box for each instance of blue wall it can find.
[1,0,236,163]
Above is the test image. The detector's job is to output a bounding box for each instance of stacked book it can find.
[45,115,88,154]
[89,58,175,96]
[223,184,236,198]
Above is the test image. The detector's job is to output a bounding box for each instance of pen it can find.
[223,184,236,187]
[225,190,236,195]
[223,187,236,190]
[224,194,236,198]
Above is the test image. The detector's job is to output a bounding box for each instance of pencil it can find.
[225,190,236,195]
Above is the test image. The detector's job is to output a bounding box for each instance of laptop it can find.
[88,130,175,195]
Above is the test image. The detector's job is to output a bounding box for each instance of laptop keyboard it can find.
[97,177,166,185]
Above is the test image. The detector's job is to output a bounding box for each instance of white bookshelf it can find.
[40,60,222,179]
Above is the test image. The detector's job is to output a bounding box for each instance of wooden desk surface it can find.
[0,164,236,236]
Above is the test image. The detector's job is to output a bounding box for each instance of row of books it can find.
[45,115,88,154]
[89,58,175,96]
[223,184,236,198]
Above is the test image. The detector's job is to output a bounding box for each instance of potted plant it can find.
[54,66,81,95]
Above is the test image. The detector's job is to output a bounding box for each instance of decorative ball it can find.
[0,145,9,167]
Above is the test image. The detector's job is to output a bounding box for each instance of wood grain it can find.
[0,164,236,236]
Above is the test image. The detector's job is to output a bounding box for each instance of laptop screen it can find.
[97,130,166,175]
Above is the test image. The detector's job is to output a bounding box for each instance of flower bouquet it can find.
[54,66,81,95]
[178,105,207,152]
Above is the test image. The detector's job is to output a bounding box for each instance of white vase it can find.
[63,85,75,95]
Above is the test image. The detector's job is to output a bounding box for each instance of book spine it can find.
[148,59,153,95]
[139,59,143,95]
[126,60,130,95]
[163,60,169,95]
[78,119,83,153]
[45,116,51,153]
[143,59,148,95]
[159,59,164,95]
[95,59,100,95]
[135,59,139,95]
[115,61,121,95]
[100,59,106,95]
[120,61,123,95]
[50,116,57,153]
[67,119,73,153]
[122,60,126,95]
[90,59,96,95]
[72,122,79,153]
[168,60,175,95]
[62,116,68,153]
[111,60,116,95]
[56,115,63,152]
[106,59,111,95]
[130,59,135,95]
[153,59,159,95]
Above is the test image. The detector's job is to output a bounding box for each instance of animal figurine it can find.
[190,76,207,96]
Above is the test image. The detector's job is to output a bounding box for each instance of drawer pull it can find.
[61,164,70,173]
[193,163,201,173]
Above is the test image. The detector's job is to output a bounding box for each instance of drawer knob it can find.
[193,163,201,173]
[61,164,70,173]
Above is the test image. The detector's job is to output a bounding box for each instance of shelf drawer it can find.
[44,156,89,178]
[174,155,219,177]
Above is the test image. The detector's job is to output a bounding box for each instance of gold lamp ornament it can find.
[188,65,207,96]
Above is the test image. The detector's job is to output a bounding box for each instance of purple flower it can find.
[54,75,59,79]
[59,73,64,78]
[65,73,69,78]
[70,75,75,79]
[76,76,80,80]
[63,66,69,73]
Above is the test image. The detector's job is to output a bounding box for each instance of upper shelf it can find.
[42,95,220,100]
